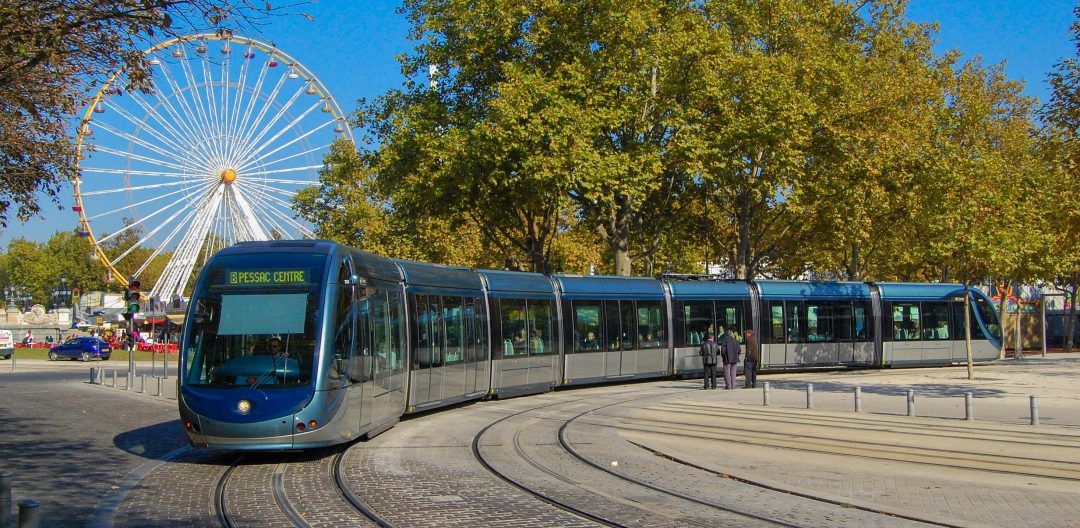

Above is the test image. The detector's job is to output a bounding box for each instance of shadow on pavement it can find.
[113,419,188,459]
[763,380,1009,398]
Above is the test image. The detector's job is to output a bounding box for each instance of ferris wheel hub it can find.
[221,168,238,183]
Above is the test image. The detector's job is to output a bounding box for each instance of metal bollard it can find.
[17,499,39,528]
[854,386,862,413]
[965,392,974,421]
[1,470,12,528]
[139,374,146,394]
[110,370,117,387]
[89,367,97,385]
[762,382,770,406]
[98,368,104,385]
[1030,395,1040,426]
[806,383,814,409]
[155,377,162,397]
[906,389,915,416]
[126,371,132,390]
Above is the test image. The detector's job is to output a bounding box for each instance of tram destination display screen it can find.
[227,269,307,285]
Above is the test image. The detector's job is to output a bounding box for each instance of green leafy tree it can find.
[1041,4,1080,352]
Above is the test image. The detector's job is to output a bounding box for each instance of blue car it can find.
[49,337,112,361]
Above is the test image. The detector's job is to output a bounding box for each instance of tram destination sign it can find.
[227,270,307,285]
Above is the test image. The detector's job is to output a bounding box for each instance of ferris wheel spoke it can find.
[227,48,254,143]
[106,95,207,167]
[229,63,290,167]
[178,56,226,165]
[150,186,225,297]
[91,145,194,172]
[155,59,216,151]
[201,57,226,159]
[154,65,223,165]
[94,105,197,167]
[231,76,306,166]
[235,117,333,172]
[80,180,195,196]
[88,180,215,225]
[113,195,205,267]
[236,143,331,173]
[236,184,310,238]
[80,167,201,179]
[232,85,314,165]
[244,164,326,177]
[227,57,273,165]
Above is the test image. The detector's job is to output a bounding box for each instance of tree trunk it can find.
[734,188,752,280]
[964,282,974,380]
[1066,285,1077,354]
[847,243,862,281]
[612,194,633,276]
[997,278,1008,360]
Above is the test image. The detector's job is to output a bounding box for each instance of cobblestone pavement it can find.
[0,364,186,528]
[5,356,1080,527]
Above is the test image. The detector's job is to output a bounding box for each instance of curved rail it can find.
[333,450,396,527]
[213,458,241,528]
[271,463,310,527]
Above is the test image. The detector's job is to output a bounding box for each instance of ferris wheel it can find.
[73,33,352,302]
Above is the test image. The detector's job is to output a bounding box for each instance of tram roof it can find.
[478,270,556,297]
[392,259,483,294]
[554,275,665,300]
[666,280,750,299]
[874,282,965,301]
[755,280,872,300]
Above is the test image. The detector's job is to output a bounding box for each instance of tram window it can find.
[501,299,528,357]
[806,303,832,342]
[389,293,405,376]
[574,301,602,352]
[528,300,553,356]
[331,285,351,382]
[786,302,804,343]
[351,296,370,383]
[604,300,621,351]
[716,303,743,342]
[415,296,431,368]
[972,296,1000,341]
[951,301,969,340]
[683,301,713,346]
[891,303,920,341]
[467,298,487,363]
[637,301,664,349]
[854,302,870,341]
[619,301,636,350]
[443,297,464,364]
[835,303,853,341]
[767,302,784,343]
[922,302,950,340]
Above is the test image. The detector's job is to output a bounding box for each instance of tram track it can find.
[332,450,394,527]
[587,403,1080,483]
[212,456,242,528]
[473,387,820,527]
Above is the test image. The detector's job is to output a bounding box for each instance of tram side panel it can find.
[490,297,556,397]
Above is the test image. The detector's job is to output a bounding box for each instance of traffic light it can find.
[126,279,141,315]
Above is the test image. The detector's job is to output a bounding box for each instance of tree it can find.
[0,0,304,230]
[360,0,706,275]
[1041,5,1080,353]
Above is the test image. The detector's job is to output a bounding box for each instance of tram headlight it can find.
[236,399,252,415]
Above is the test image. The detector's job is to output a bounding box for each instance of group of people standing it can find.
[697,328,760,390]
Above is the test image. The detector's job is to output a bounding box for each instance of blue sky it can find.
[2,0,1075,249]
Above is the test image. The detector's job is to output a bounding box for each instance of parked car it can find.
[49,337,112,361]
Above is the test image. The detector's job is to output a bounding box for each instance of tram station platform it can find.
[1,354,1079,527]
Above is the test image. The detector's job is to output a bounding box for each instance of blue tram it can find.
[178,241,1003,450]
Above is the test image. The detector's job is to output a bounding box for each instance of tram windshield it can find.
[972,294,1003,343]
[183,253,326,388]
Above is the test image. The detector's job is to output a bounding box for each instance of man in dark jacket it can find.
[721,329,741,390]
[743,330,760,388]
[698,333,719,390]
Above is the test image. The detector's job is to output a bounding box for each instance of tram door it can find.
[412,295,443,406]
[441,297,467,400]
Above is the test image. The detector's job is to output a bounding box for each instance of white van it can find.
[0,330,13,360]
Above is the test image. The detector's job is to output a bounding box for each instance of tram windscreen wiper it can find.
[250,354,286,389]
